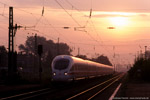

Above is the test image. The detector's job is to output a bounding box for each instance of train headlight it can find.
[64,72,68,76]
[53,72,56,76]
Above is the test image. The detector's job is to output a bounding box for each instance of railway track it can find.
[0,73,124,100]
[0,82,77,100]
[0,87,54,100]
[66,73,124,100]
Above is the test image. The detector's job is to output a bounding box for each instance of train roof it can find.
[53,55,113,68]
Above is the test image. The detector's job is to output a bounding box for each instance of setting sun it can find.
[109,17,129,28]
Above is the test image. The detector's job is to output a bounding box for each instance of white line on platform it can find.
[109,83,122,100]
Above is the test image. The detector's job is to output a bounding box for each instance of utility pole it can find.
[38,45,43,82]
[78,47,80,56]
[8,7,18,82]
[140,50,142,59]
[8,7,23,82]
[113,46,115,72]
[8,7,14,53]
[139,45,142,58]
[34,34,37,55]
[134,54,137,62]
[145,46,147,59]
[34,34,37,78]
[57,38,59,55]
[137,51,139,60]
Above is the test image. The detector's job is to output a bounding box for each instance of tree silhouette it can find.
[92,55,112,66]
[76,55,89,60]
[0,46,7,53]
[0,46,7,67]
[18,36,72,62]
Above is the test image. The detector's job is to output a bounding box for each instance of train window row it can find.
[70,63,112,72]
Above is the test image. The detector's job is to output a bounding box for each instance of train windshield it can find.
[54,59,69,70]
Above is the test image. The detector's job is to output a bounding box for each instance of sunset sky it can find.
[0,0,150,66]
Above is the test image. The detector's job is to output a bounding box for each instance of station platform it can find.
[115,77,150,99]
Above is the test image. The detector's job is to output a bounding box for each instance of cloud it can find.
[83,11,150,18]
[1,0,150,13]
[83,11,133,18]
[1,0,150,15]
[90,14,129,18]
[138,14,150,17]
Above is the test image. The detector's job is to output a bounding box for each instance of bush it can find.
[128,58,150,81]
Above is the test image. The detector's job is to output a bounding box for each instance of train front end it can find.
[51,55,73,82]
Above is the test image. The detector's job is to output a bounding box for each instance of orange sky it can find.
[0,0,150,66]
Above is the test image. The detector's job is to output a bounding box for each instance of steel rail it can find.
[88,74,124,100]
[66,74,123,100]
[0,87,52,100]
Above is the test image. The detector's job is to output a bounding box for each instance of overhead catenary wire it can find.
[0,2,57,37]
[0,1,45,28]
[54,0,82,27]
[42,0,45,16]
[55,0,114,57]
[54,1,97,42]
[0,2,95,44]
[64,0,92,27]
[59,0,104,44]
[0,2,81,47]
[60,0,105,45]
[0,1,114,61]
[0,1,76,43]
[62,0,115,61]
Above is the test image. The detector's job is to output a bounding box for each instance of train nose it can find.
[53,71,68,76]
[52,71,68,81]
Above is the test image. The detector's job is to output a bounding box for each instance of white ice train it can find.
[51,55,114,82]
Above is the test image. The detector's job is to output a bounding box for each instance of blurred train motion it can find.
[51,55,114,82]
